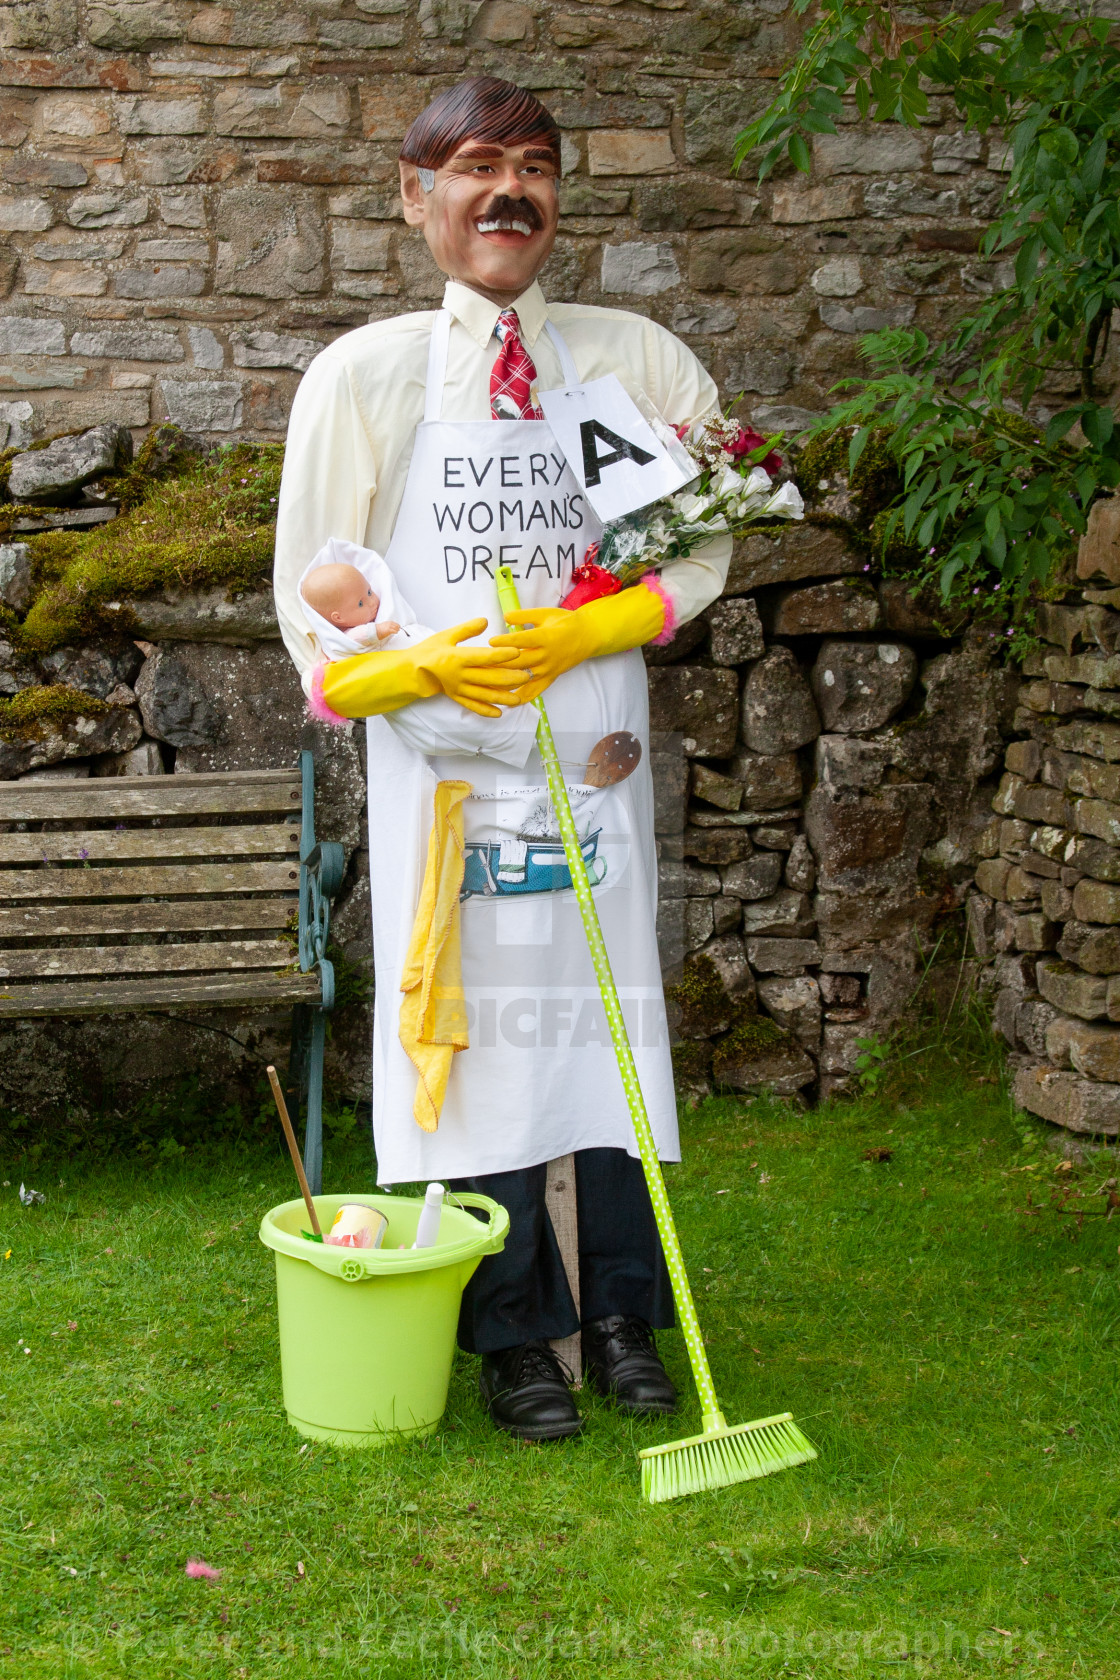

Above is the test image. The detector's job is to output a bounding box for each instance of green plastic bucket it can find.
[259,1190,508,1446]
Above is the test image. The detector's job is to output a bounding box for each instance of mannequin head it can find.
[399,77,561,307]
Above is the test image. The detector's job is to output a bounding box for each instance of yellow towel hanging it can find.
[398,778,471,1132]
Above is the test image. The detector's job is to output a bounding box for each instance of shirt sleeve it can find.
[274,349,378,694]
[638,318,733,632]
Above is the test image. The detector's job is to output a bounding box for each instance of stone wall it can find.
[976,498,1120,1138]
[0,2,1030,1118]
[0,0,1009,450]
[0,415,1022,1117]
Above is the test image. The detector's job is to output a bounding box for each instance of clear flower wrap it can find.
[592,416,804,586]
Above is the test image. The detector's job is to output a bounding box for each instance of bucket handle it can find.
[449,1191,510,1256]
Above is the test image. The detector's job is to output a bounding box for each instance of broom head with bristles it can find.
[639,1412,817,1505]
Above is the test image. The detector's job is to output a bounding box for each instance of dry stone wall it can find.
[977,498,1120,1137]
[0,422,1020,1116]
[0,1,1036,1119]
[0,0,1013,450]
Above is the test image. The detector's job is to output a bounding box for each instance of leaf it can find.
[1039,219,1066,257]
[1041,125,1079,166]
[788,131,812,174]
[810,87,845,115]
[1045,407,1083,446]
[1082,406,1115,448]
[940,554,964,596]
[1015,234,1041,288]
[1081,132,1107,194]
[847,428,871,475]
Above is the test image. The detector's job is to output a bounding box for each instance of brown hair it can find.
[400,77,561,173]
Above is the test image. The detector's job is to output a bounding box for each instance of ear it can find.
[399,161,428,229]
[329,609,344,625]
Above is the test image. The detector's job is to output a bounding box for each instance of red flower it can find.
[559,553,622,610]
[728,424,782,475]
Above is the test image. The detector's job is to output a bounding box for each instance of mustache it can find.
[477,194,544,231]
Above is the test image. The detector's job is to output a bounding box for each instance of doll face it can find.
[399,139,559,306]
[303,564,381,630]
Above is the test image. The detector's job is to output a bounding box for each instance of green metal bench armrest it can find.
[296,750,345,1011]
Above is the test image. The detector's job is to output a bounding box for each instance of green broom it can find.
[495,567,817,1503]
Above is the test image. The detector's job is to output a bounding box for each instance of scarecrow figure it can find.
[274,77,733,1440]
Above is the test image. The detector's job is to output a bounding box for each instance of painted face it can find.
[400,139,559,304]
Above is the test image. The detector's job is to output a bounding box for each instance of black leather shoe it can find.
[583,1315,677,1415]
[479,1341,583,1441]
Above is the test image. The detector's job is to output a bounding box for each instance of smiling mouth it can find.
[476,217,535,238]
[474,196,543,242]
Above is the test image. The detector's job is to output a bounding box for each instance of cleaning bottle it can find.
[412,1183,445,1249]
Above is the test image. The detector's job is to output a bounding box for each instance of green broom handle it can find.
[496,568,726,1434]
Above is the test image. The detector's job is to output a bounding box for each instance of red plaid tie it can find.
[490,308,543,421]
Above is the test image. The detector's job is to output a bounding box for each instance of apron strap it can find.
[544,320,579,388]
[424,308,451,423]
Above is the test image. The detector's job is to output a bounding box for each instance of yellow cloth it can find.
[399,779,471,1132]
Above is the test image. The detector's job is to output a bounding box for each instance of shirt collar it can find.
[443,279,549,349]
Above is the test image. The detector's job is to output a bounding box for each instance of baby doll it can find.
[298,536,433,662]
[301,562,401,647]
[299,536,536,766]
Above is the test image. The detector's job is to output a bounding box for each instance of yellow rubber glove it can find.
[320,618,522,719]
[490,582,666,706]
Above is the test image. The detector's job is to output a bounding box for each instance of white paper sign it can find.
[538,374,695,524]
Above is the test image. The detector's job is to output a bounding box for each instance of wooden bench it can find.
[0,749,343,1191]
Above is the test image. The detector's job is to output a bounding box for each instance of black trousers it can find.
[450,1146,674,1356]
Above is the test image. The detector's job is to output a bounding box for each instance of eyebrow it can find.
[451,143,557,165]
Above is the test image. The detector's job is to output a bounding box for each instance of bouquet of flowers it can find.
[563,414,804,608]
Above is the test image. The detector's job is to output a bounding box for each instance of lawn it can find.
[1,1040,1117,1679]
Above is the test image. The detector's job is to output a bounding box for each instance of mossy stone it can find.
[666,954,733,1039]
[12,440,282,655]
[0,682,108,742]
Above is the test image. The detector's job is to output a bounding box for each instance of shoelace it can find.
[601,1317,655,1357]
[510,1341,571,1386]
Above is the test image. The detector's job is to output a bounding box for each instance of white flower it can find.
[715,464,748,500]
[674,491,715,522]
[763,481,805,520]
[743,465,774,499]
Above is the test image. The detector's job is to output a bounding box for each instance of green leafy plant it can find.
[854,1032,890,1095]
[736,1,1120,607]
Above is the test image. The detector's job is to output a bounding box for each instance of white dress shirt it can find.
[274,278,733,692]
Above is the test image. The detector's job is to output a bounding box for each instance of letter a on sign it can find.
[581,419,655,487]
[538,373,695,523]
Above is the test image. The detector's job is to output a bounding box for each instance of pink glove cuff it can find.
[641,573,678,647]
[307,662,349,727]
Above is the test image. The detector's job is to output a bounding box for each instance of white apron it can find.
[367,311,679,1183]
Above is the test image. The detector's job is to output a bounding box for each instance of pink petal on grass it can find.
[185,1559,222,1581]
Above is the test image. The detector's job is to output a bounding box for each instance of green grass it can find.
[1,1046,1117,1679]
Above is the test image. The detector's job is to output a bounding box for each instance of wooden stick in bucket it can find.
[266,1065,322,1238]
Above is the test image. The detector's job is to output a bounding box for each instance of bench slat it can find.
[0,775,301,822]
[2,860,300,901]
[0,971,322,1018]
[0,940,292,980]
[0,823,301,866]
[0,898,296,940]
